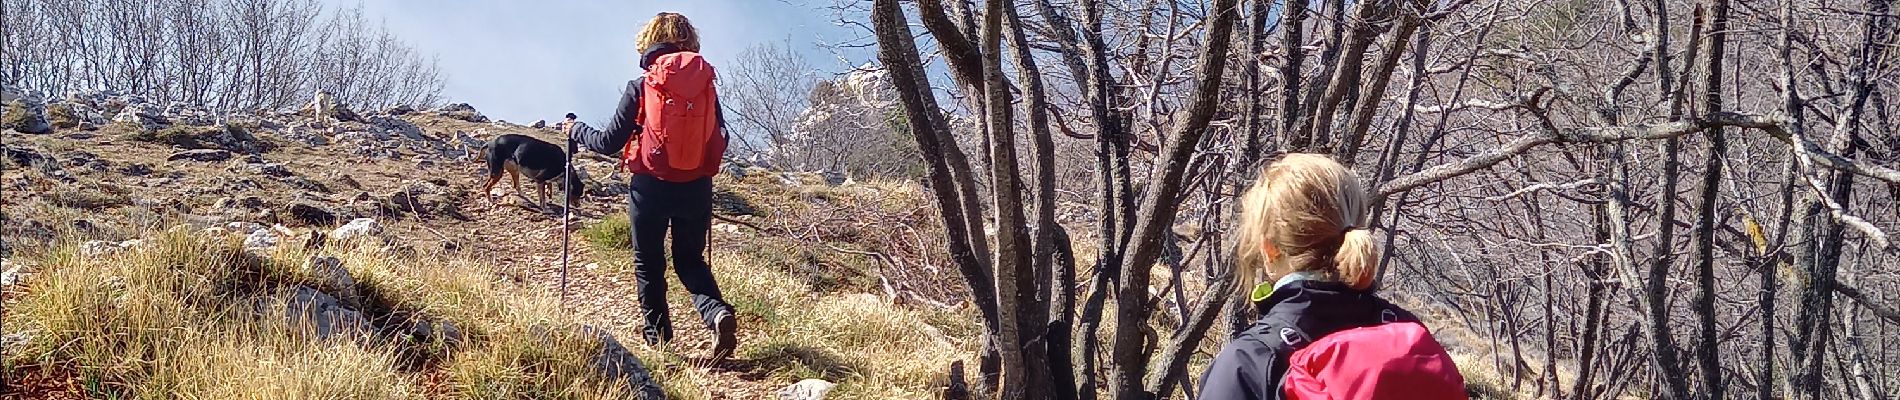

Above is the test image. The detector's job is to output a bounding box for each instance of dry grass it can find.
[570,173,980,399]
[631,247,975,400]
[44,182,136,210]
[2,226,658,399]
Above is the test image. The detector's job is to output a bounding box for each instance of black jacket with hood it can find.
[573,43,726,158]
[1196,279,1423,400]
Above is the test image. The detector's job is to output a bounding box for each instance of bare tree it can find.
[1,0,442,112]
[722,39,818,160]
[852,0,1900,399]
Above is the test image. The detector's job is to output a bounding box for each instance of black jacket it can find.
[573,43,726,157]
[1197,280,1421,400]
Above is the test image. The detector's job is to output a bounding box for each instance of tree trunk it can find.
[1690,0,1731,397]
[1240,0,1268,161]
[1304,0,1395,150]
[1645,6,1702,400]
[1792,1,1885,396]
[1335,1,1421,162]
[1108,0,1239,398]
[1032,1,1131,397]
[976,0,1035,397]
[1278,0,1309,150]
[869,0,1005,393]
[1003,2,1072,398]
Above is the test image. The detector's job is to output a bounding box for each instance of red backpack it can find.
[1281,321,1466,399]
[624,51,725,182]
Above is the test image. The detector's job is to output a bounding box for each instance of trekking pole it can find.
[560,122,574,308]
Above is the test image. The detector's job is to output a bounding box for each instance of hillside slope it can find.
[2,93,1534,399]
[1,94,974,399]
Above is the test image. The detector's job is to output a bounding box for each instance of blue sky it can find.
[341,0,869,125]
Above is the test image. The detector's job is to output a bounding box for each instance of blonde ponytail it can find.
[1334,228,1380,290]
[1232,154,1379,293]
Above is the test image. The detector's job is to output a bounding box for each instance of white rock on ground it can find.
[0,330,34,358]
[330,218,384,242]
[1,259,33,288]
[778,379,837,400]
[244,229,280,250]
[79,240,118,257]
[227,221,267,233]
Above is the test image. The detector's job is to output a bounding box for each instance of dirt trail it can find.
[439,191,781,399]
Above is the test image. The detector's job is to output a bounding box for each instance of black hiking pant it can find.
[628,173,732,345]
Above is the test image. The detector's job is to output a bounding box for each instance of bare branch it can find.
[1376,112,1900,200]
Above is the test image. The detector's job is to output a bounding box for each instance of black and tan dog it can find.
[479,134,584,209]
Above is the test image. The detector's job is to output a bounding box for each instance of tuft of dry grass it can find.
[44,103,78,129]
[45,182,136,210]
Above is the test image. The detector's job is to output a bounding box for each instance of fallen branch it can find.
[712,213,778,235]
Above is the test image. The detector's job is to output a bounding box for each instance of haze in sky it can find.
[339,0,868,126]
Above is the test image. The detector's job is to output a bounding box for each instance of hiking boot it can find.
[710,309,738,360]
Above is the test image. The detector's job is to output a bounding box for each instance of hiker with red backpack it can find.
[1200,154,1466,400]
[570,12,738,360]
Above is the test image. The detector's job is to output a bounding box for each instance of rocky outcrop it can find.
[2,100,53,134]
[433,103,488,123]
[113,103,171,131]
[244,229,281,250]
[377,180,465,220]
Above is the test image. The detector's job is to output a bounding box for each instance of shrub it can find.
[154,125,210,148]
[581,214,633,251]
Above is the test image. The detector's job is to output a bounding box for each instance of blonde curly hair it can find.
[1233,154,1380,292]
[635,12,700,52]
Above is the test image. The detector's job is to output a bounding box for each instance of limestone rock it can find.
[244,229,280,250]
[79,240,119,257]
[778,379,837,400]
[2,259,33,289]
[330,218,384,242]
